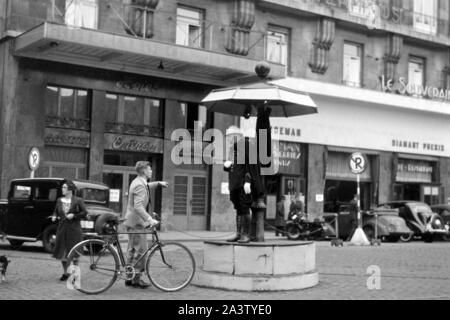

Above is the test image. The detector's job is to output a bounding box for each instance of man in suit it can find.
[124,161,168,288]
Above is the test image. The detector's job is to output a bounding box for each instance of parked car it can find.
[323,205,412,242]
[377,201,449,243]
[430,204,450,241]
[0,178,119,253]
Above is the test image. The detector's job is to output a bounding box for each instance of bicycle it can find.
[66,218,196,295]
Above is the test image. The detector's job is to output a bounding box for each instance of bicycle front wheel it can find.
[145,242,195,292]
[67,239,120,295]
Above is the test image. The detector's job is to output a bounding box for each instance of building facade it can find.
[1,0,450,231]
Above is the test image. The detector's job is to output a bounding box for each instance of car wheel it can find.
[8,239,24,250]
[400,233,413,242]
[286,225,302,240]
[386,235,400,243]
[363,225,375,241]
[42,224,58,253]
[423,234,434,243]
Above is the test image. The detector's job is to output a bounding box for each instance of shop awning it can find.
[13,22,286,87]
[271,78,450,116]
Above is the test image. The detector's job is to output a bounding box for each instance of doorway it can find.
[172,173,208,230]
[102,166,138,217]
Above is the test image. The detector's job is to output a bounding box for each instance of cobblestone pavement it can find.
[0,238,449,300]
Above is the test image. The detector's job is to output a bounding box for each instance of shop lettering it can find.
[111,136,159,153]
[45,133,89,147]
[392,139,445,152]
[397,163,433,174]
[382,75,450,102]
[272,127,301,137]
[298,0,412,26]
[115,81,157,93]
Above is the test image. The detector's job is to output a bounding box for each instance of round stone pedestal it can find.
[192,241,319,291]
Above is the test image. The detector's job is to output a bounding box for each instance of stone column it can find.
[88,91,106,182]
[307,144,326,219]
[308,18,335,75]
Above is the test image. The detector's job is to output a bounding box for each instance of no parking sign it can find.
[349,152,367,174]
[28,147,40,178]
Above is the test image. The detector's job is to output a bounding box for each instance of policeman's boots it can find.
[227,215,242,242]
[238,214,251,244]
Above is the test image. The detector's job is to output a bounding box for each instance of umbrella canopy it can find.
[201,81,317,117]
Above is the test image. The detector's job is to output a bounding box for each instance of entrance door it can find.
[173,174,208,230]
[103,166,138,217]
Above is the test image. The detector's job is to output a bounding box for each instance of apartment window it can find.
[65,0,98,29]
[413,0,437,34]
[408,56,425,96]
[266,25,289,66]
[343,42,362,88]
[45,86,90,120]
[176,6,204,48]
[104,93,163,128]
[180,102,208,131]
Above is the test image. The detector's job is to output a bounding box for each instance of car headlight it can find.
[433,219,442,228]
[292,215,298,220]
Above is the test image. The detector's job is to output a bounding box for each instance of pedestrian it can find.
[51,180,87,281]
[124,161,168,289]
[289,192,304,220]
[224,126,253,243]
[274,196,286,236]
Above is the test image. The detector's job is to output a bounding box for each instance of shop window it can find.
[38,146,88,180]
[343,42,362,88]
[176,6,205,48]
[413,0,437,35]
[105,93,164,131]
[45,85,91,124]
[266,25,289,66]
[180,102,208,131]
[65,0,99,29]
[408,56,425,97]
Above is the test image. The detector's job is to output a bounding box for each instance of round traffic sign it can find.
[349,152,367,174]
[28,147,41,171]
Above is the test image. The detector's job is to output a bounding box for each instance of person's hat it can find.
[225,126,243,136]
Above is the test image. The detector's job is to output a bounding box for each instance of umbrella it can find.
[201,81,317,117]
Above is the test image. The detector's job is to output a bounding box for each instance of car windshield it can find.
[79,188,108,204]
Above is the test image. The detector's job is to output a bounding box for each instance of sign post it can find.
[349,152,370,246]
[28,147,40,178]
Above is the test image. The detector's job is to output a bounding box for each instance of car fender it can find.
[363,219,389,236]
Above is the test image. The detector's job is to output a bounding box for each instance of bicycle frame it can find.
[96,226,174,272]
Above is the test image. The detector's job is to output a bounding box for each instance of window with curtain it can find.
[266,25,289,66]
[176,6,204,48]
[343,42,362,88]
[65,0,99,29]
[45,85,91,120]
[413,0,437,34]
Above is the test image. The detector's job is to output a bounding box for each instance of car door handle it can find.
[24,206,34,210]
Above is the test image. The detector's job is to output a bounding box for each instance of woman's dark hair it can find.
[63,180,77,192]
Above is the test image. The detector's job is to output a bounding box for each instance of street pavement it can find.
[0,232,449,300]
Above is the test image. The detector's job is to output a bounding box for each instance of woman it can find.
[51,180,87,281]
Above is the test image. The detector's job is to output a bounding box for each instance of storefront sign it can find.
[273,142,303,175]
[315,194,324,203]
[104,134,164,154]
[44,128,90,148]
[396,159,435,183]
[392,139,445,153]
[115,81,158,93]
[381,75,450,102]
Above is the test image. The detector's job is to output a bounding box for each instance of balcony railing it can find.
[4,0,273,62]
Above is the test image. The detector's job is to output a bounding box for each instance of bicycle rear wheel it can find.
[145,242,195,292]
[67,239,120,295]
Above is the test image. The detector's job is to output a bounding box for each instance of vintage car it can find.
[378,201,449,243]
[323,205,412,242]
[0,178,119,253]
[430,204,450,241]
